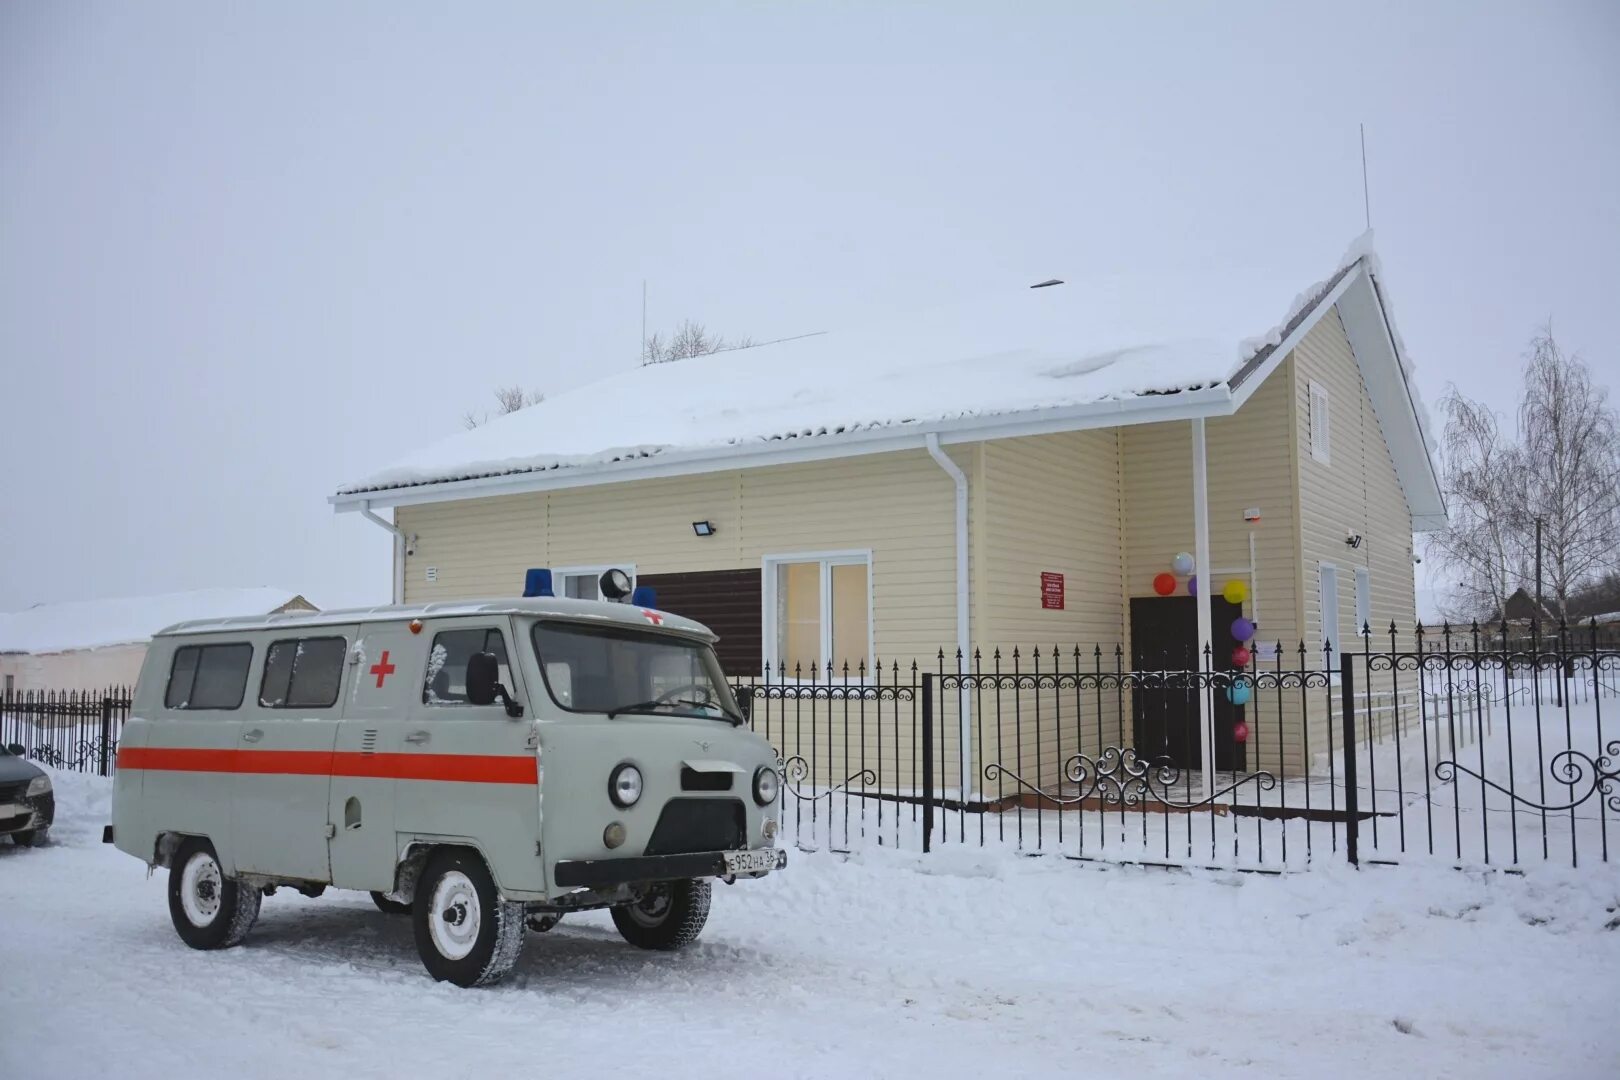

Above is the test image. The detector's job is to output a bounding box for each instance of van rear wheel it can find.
[168,838,260,950]
[412,849,525,987]
[610,879,711,951]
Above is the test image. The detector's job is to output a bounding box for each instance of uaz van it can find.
[108,586,785,986]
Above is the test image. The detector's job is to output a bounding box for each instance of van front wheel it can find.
[412,849,525,987]
[610,879,711,951]
[167,838,261,950]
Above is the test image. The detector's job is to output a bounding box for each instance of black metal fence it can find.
[7,622,1616,875]
[732,622,1620,873]
[0,688,130,776]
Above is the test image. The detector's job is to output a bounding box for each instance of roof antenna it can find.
[1360,123,1371,231]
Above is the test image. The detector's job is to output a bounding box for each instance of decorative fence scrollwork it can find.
[1436,741,1619,815]
[983,746,1277,812]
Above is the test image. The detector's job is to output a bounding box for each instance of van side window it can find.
[165,643,253,710]
[259,637,347,709]
[424,628,511,706]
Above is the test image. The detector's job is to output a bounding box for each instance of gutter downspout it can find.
[359,502,406,605]
[925,433,973,803]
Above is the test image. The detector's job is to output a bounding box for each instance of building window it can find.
[165,643,253,710]
[1318,563,1341,653]
[423,628,511,706]
[1354,567,1371,637]
[259,637,348,709]
[552,564,637,601]
[1309,381,1331,465]
[763,552,872,676]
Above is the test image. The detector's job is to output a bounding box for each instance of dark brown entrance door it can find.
[1128,596,1245,773]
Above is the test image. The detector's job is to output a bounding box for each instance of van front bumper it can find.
[554,848,787,889]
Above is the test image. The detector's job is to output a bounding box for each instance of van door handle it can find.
[405,730,431,745]
[242,728,264,743]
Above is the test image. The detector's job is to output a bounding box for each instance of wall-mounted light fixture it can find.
[692,520,716,537]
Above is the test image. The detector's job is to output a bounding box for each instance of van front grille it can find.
[643,798,746,856]
[680,767,733,792]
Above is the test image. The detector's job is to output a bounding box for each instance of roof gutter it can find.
[331,384,1236,512]
[358,502,408,605]
[925,432,973,804]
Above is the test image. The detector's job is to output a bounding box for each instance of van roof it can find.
[155,596,717,642]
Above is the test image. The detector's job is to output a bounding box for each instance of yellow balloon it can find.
[1222,579,1249,605]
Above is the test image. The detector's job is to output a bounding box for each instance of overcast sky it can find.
[2,1,1616,617]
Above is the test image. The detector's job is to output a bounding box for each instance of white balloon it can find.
[1171,552,1195,576]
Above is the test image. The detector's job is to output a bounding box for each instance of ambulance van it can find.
[108,579,785,987]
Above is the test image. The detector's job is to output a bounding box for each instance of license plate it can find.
[723,848,779,875]
[0,804,22,818]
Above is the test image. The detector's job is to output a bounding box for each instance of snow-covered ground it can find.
[4,771,1619,1079]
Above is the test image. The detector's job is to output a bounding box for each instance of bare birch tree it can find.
[1517,328,1620,617]
[1429,326,1619,621]
[463,385,545,429]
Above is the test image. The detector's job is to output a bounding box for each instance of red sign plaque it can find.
[1040,571,1065,610]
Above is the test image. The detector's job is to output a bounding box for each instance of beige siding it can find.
[1121,365,1302,657]
[1293,309,1421,749]
[397,446,975,672]
[971,430,1129,784]
[0,643,147,695]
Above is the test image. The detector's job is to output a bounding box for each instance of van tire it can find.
[168,838,261,950]
[13,825,49,847]
[371,891,411,915]
[610,879,711,951]
[412,849,524,987]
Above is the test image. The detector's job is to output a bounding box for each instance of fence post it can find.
[921,672,935,854]
[99,696,114,777]
[1340,650,1359,867]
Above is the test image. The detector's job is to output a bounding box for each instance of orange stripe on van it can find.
[115,747,538,785]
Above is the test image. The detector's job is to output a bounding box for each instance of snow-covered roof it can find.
[334,233,1442,523]
[0,588,313,655]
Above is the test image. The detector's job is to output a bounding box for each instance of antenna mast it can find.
[1360,123,1371,230]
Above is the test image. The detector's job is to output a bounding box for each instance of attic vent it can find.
[361,729,378,755]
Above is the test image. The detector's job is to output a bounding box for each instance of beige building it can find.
[0,588,315,695]
[333,238,1443,789]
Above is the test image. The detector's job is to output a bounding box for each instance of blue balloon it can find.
[1226,677,1252,706]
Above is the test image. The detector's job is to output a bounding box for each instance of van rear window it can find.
[259,637,347,709]
[165,643,253,710]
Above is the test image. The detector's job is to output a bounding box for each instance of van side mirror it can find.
[466,652,524,718]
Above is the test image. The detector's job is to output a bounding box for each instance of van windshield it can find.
[530,621,742,724]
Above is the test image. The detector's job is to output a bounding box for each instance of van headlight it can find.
[752,765,780,806]
[609,763,643,808]
[26,775,51,797]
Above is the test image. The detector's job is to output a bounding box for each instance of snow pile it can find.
[4,773,1618,1078]
[0,587,309,655]
[339,238,1411,496]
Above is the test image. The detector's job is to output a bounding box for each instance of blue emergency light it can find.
[523,569,554,598]
[630,586,657,609]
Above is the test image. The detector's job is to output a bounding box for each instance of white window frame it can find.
[761,549,874,680]
[1318,561,1342,658]
[551,563,637,601]
[1354,567,1371,638]
[1309,380,1331,465]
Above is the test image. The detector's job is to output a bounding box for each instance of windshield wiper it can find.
[607,698,745,725]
